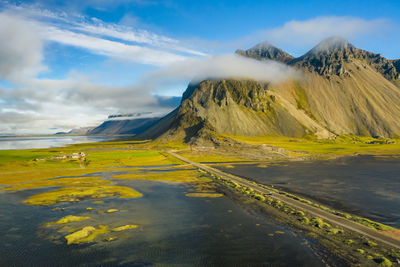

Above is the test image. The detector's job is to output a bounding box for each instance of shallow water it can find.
[0,136,116,150]
[0,177,328,266]
[215,155,400,227]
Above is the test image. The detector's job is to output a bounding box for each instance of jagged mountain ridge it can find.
[140,37,400,142]
[290,37,400,81]
[235,42,294,64]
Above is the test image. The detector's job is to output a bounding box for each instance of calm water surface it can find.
[0,174,329,266]
[215,155,400,227]
[0,136,116,150]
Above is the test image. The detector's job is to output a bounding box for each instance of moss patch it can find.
[65,225,109,245]
[106,209,119,213]
[112,225,138,232]
[185,193,223,198]
[23,186,142,206]
[48,215,91,225]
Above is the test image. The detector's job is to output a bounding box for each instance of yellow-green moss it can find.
[106,209,119,213]
[374,256,392,266]
[65,225,109,245]
[344,239,354,245]
[366,240,378,247]
[112,225,138,232]
[356,248,365,254]
[327,228,343,234]
[23,186,142,206]
[185,193,223,198]
[49,215,90,225]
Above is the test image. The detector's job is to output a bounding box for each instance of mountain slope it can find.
[88,117,161,135]
[140,37,400,143]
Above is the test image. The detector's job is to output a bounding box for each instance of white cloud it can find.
[41,25,186,65]
[0,77,181,134]
[74,22,207,56]
[0,13,45,81]
[3,2,206,64]
[262,16,389,48]
[0,9,190,134]
[144,54,300,87]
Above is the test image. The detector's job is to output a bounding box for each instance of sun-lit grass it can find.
[0,144,184,187]
[224,134,400,156]
[112,169,202,183]
[176,151,252,163]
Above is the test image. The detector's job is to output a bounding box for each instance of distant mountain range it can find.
[137,36,400,144]
[87,116,161,135]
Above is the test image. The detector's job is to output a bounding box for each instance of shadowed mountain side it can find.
[136,108,179,140]
[88,117,161,135]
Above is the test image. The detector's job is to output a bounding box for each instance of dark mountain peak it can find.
[291,36,399,81]
[236,42,294,64]
[249,41,275,50]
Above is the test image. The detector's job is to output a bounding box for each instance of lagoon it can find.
[0,136,115,150]
[215,155,400,228]
[0,176,329,266]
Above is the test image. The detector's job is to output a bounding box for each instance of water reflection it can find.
[0,136,116,150]
[0,179,327,266]
[216,155,400,227]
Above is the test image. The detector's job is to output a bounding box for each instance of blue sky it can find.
[0,0,399,134]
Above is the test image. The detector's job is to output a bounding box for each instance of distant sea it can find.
[0,135,115,150]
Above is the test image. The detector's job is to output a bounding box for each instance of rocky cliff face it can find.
[290,37,400,82]
[140,37,400,143]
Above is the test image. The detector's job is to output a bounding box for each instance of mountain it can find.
[290,36,400,82]
[236,42,294,63]
[139,37,400,143]
[88,115,161,135]
[55,127,94,135]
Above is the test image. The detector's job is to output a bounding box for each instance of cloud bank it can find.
[4,3,204,65]
[0,13,45,81]
[145,54,299,87]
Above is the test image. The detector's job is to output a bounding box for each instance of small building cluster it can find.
[49,152,86,161]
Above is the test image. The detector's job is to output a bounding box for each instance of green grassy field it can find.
[224,134,400,157]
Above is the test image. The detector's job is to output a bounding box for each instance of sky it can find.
[0,0,400,134]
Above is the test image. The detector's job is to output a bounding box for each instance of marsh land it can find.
[0,136,399,266]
